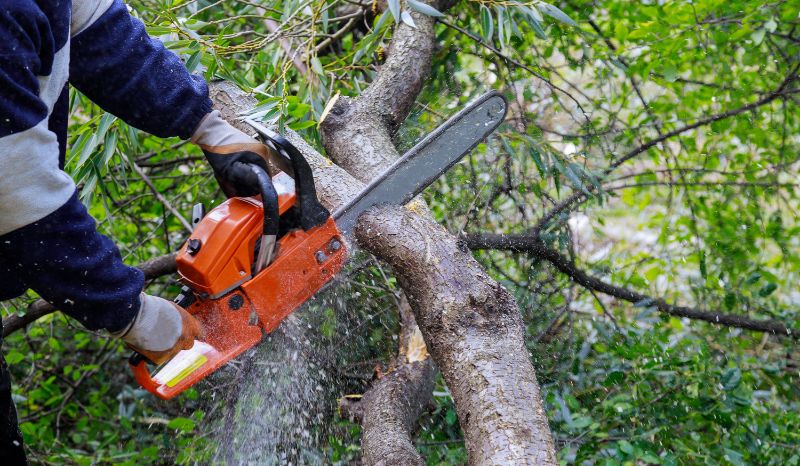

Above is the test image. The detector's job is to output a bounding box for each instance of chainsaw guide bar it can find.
[130,91,508,399]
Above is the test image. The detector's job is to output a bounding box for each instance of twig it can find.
[438,18,589,119]
[131,162,193,232]
[463,232,795,338]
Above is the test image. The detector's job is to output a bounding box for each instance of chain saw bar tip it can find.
[244,119,330,231]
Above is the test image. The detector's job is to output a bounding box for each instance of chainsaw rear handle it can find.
[250,124,330,231]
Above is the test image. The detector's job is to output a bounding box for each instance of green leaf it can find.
[167,417,196,433]
[445,408,457,425]
[146,25,174,36]
[721,367,742,391]
[518,6,547,39]
[603,371,624,387]
[537,2,578,27]
[406,0,444,17]
[662,64,678,82]
[527,5,544,22]
[758,282,777,297]
[288,120,317,130]
[387,0,401,23]
[530,148,547,176]
[723,448,746,466]
[744,272,761,286]
[751,28,766,45]
[5,350,24,365]
[372,11,391,33]
[310,56,325,76]
[185,51,201,73]
[699,250,707,279]
[480,5,494,42]
[496,7,506,48]
[618,440,634,455]
[400,10,417,28]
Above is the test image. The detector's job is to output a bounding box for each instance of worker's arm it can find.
[0,2,201,359]
[69,0,275,196]
[69,0,211,139]
[0,192,199,364]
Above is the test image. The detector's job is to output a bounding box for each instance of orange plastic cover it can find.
[132,176,347,399]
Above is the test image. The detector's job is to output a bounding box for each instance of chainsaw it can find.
[130,91,508,399]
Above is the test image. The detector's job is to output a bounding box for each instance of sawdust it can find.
[404,198,426,215]
[405,327,429,363]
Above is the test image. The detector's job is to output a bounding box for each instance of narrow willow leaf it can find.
[288,120,317,130]
[146,25,173,36]
[321,9,329,32]
[530,148,546,176]
[388,0,401,23]
[76,133,99,170]
[565,162,591,195]
[538,2,578,26]
[480,4,494,42]
[185,51,201,72]
[496,7,506,48]
[373,11,391,34]
[400,10,417,28]
[101,131,117,167]
[528,4,544,21]
[96,113,116,140]
[520,7,548,39]
[310,56,324,76]
[407,0,444,17]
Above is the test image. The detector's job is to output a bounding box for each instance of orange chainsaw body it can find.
[132,176,347,400]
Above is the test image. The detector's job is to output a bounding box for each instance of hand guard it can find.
[191,110,273,198]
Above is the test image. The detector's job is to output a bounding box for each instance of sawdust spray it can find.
[206,256,372,465]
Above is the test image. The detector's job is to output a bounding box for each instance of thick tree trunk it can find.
[357,206,556,464]
[318,2,557,463]
[212,1,560,454]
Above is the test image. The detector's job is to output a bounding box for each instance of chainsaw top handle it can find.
[249,165,279,237]
[249,123,330,231]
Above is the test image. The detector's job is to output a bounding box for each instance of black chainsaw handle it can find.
[257,129,330,231]
[250,165,280,237]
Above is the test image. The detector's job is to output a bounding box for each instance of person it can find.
[0,1,276,462]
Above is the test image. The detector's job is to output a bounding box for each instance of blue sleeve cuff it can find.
[69,0,212,139]
[0,191,144,332]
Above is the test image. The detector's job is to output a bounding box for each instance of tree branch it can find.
[320,1,557,462]
[534,70,799,233]
[463,233,795,337]
[359,296,436,466]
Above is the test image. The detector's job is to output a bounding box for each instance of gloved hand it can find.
[191,110,272,198]
[112,293,204,365]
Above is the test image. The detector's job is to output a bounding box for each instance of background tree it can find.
[3,0,799,464]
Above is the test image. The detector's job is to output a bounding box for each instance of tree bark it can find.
[357,206,556,464]
[360,297,436,466]
[318,2,557,463]
[361,360,436,466]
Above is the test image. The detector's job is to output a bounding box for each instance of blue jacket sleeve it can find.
[0,191,144,332]
[69,0,212,139]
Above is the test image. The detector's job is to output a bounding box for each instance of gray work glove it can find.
[191,110,272,198]
[112,294,203,365]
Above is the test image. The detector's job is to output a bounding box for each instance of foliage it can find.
[2,0,799,464]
